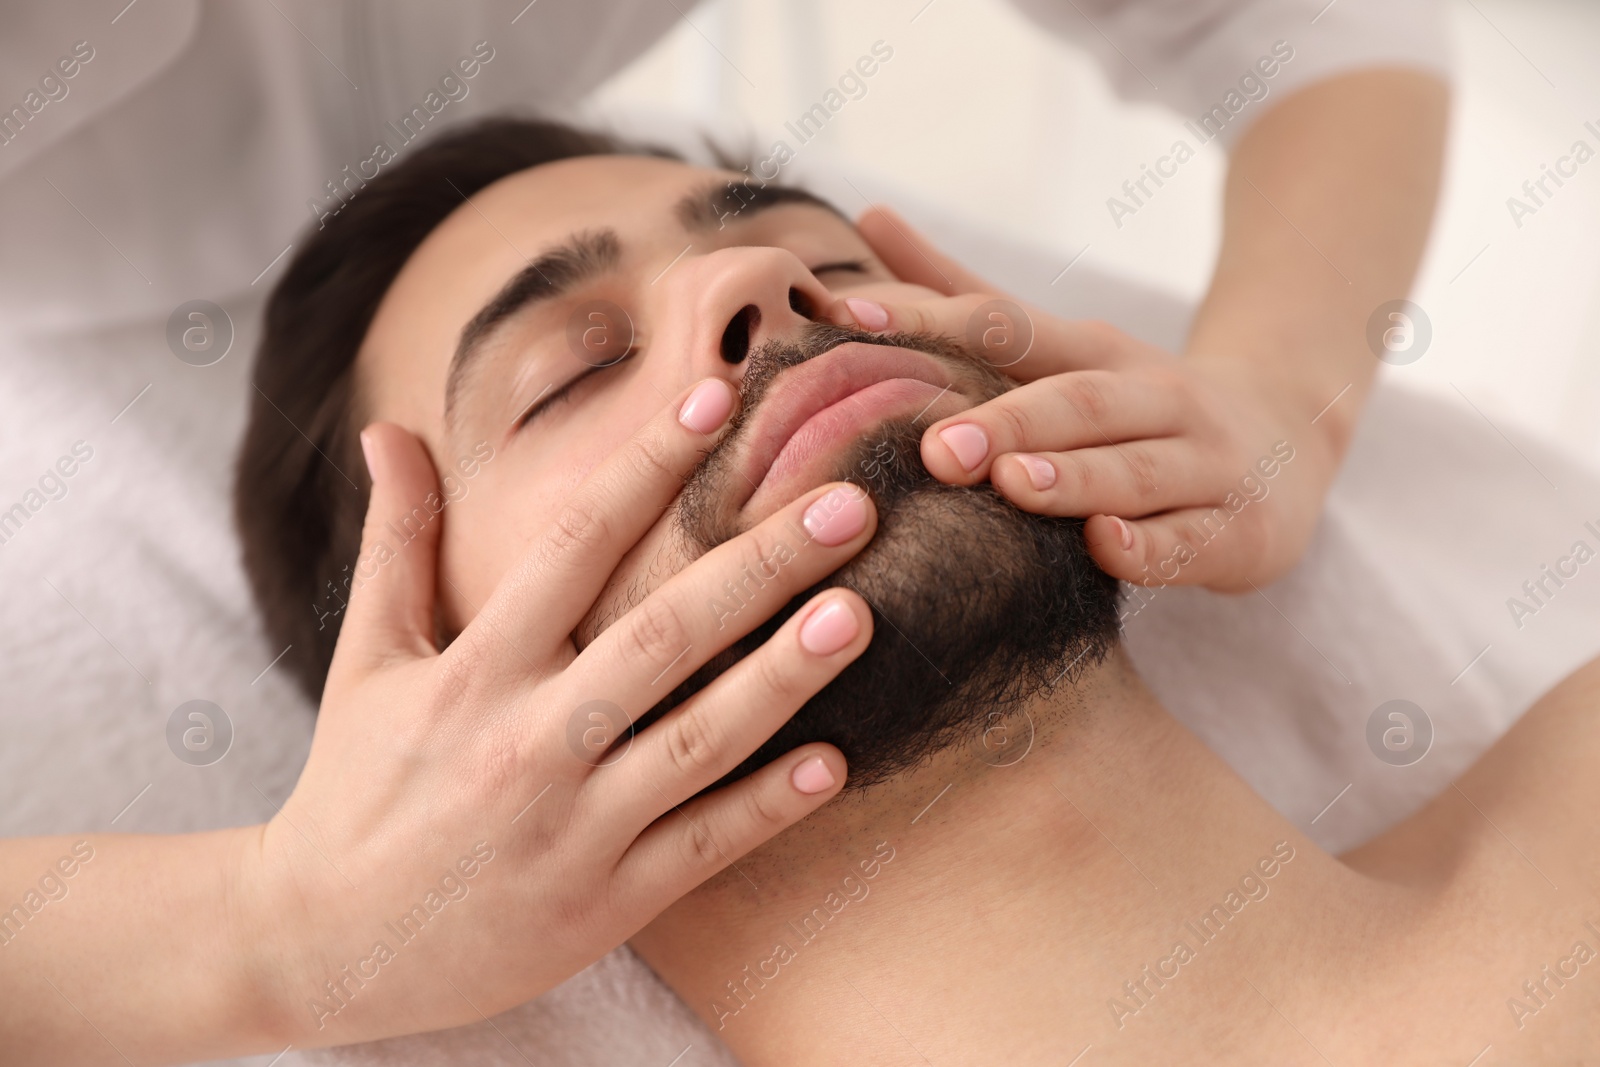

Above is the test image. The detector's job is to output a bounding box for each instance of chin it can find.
[645,325,1124,792]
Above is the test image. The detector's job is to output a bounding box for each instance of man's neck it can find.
[631,650,1392,1065]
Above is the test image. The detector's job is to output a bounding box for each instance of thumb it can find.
[336,422,445,671]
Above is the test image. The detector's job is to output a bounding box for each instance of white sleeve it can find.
[1004,0,1452,146]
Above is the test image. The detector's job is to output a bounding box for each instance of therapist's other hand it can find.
[244,382,873,1045]
[834,206,1336,593]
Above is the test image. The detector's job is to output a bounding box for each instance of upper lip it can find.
[734,340,954,505]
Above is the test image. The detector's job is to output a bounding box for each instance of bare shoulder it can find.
[1348,655,1600,885]
[1340,657,1600,1056]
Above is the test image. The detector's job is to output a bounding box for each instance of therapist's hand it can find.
[833,207,1338,593]
[245,382,875,1048]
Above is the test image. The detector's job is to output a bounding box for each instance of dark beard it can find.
[646,324,1122,791]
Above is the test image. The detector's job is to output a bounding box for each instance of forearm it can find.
[1185,68,1450,458]
[0,828,293,1065]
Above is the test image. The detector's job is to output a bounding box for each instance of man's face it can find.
[358,154,975,632]
[358,153,1119,786]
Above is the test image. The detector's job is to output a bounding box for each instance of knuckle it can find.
[1057,373,1112,424]
[1135,527,1166,576]
[1151,366,1202,421]
[1082,319,1121,351]
[992,400,1036,447]
[624,425,681,481]
[420,648,501,727]
[1145,363,1186,392]
[682,820,726,871]
[723,522,804,593]
[546,498,612,559]
[747,647,802,705]
[625,595,691,666]
[1057,454,1096,498]
[1172,517,1207,553]
[736,525,787,574]
[664,706,723,778]
[956,292,995,323]
[428,651,479,708]
[1119,445,1160,497]
[741,782,791,832]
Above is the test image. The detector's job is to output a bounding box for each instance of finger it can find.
[919,370,1191,484]
[335,422,445,670]
[855,204,993,295]
[570,482,877,726]
[988,439,1232,519]
[832,292,1153,381]
[612,743,847,914]
[473,377,739,661]
[592,589,871,838]
[1084,508,1268,592]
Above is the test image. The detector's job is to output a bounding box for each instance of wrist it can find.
[226,822,325,1049]
[1184,346,1360,467]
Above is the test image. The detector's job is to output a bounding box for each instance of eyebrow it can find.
[443,228,620,422]
[675,178,848,232]
[443,180,847,424]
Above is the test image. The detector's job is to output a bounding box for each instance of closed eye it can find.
[514,348,637,430]
[809,259,869,277]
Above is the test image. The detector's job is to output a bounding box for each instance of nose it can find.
[647,245,833,390]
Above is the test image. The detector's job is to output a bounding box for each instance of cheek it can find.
[433,363,696,634]
[436,475,551,633]
[433,433,626,634]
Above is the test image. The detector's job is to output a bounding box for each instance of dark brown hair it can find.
[235,117,666,702]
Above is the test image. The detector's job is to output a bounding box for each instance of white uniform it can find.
[0,0,1449,331]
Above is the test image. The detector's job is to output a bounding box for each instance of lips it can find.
[735,341,958,513]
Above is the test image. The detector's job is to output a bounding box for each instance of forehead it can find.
[357,154,731,438]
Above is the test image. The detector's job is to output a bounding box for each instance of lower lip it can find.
[750,377,946,507]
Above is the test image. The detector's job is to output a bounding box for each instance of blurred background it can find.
[587,0,1600,461]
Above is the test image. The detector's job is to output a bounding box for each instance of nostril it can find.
[788,286,817,319]
[721,304,759,364]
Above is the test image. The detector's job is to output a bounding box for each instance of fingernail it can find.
[844,297,890,332]
[799,599,858,655]
[937,423,989,472]
[359,429,378,482]
[791,755,837,795]
[678,379,735,434]
[1112,516,1134,551]
[803,487,868,546]
[1016,454,1056,490]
